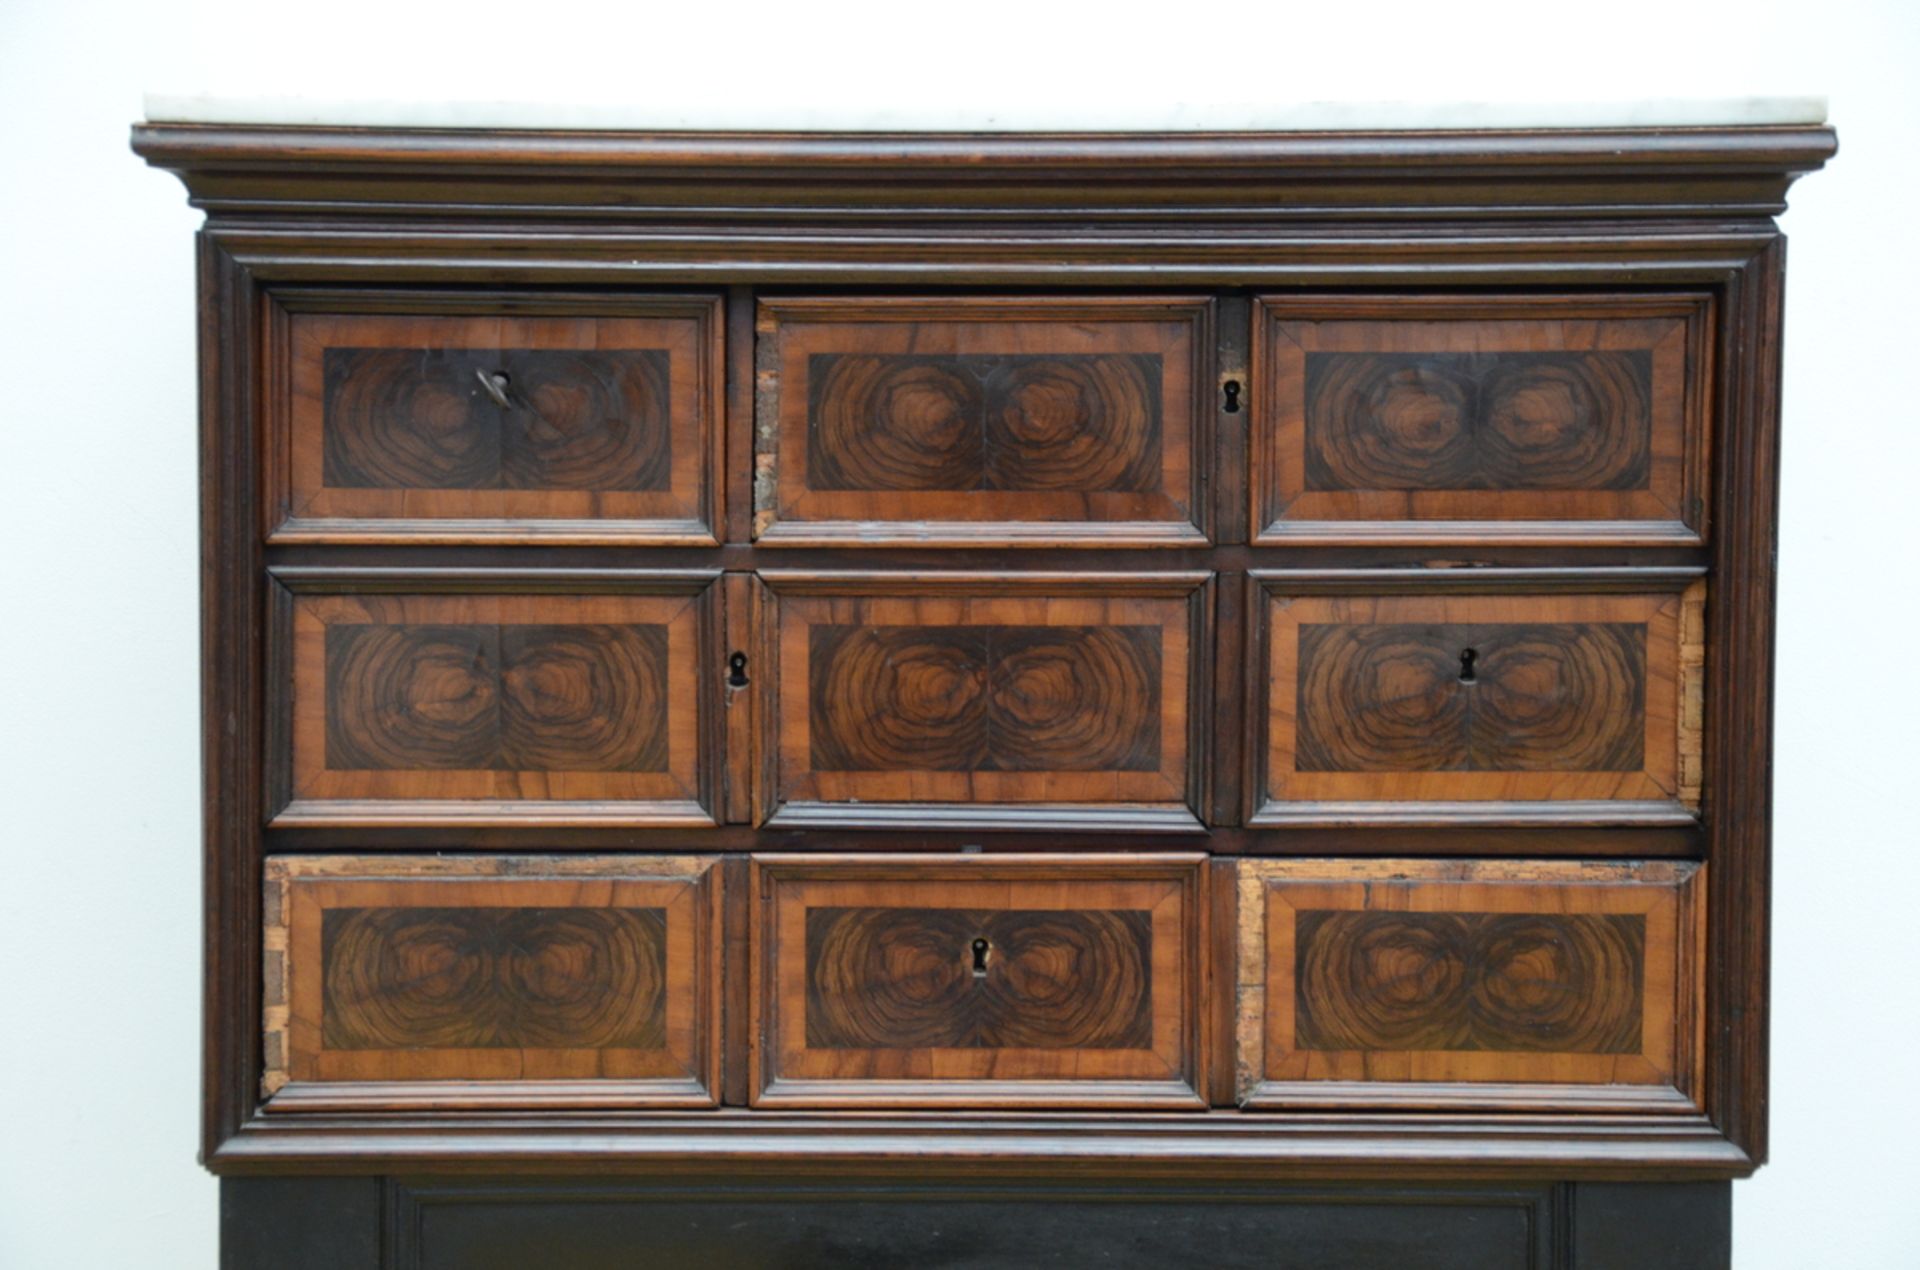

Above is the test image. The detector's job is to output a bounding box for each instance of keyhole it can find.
[1458,648,1478,683]
[476,368,514,409]
[727,651,750,688]
[1222,379,1242,414]
[971,937,991,977]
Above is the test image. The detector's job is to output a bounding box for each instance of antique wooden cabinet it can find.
[134,102,1832,1268]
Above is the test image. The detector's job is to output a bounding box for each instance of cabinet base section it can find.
[221,1175,1732,1269]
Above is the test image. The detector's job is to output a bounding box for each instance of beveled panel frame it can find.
[1251,294,1714,546]
[265,290,725,545]
[269,568,723,827]
[1248,569,1705,827]
[263,854,722,1112]
[756,571,1213,832]
[752,853,1207,1108]
[754,297,1214,547]
[1234,859,1705,1114]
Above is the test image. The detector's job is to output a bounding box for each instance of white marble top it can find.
[141,94,1827,132]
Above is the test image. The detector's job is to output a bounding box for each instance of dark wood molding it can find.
[131,124,1835,223]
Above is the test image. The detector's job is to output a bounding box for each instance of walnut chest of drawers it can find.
[135,113,1833,1268]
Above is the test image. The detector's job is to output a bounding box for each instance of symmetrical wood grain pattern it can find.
[1294,622,1647,774]
[262,855,721,1109]
[1235,859,1704,1112]
[320,906,668,1051]
[1293,911,1645,1054]
[806,624,1161,773]
[1252,296,1712,545]
[755,298,1212,545]
[272,297,723,543]
[1252,576,1703,824]
[803,907,1154,1050]
[760,572,1209,831]
[753,855,1205,1107]
[277,577,716,826]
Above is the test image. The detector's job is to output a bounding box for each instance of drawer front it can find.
[760,572,1210,831]
[1252,577,1703,825]
[263,855,720,1110]
[1235,859,1703,1113]
[754,298,1212,545]
[275,577,717,826]
[273,296,722,543]
[752,855,1205,1107]
[1252,295,1711,544]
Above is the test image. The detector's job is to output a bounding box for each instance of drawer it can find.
[757,571,1210,831]
[752,855,1206,1108]
[1233,859,1704,1113]
[262,855,721,1111]
[272,573,718,826]
[1251,295,1712,545]
[269,293,722,543]
[1250,574,1704,826]
[754,297,1212,546]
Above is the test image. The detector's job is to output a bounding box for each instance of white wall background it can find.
[1,1,1913,1265]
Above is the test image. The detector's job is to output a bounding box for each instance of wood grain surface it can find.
[1254,581,1701,822]
[803,907,1153,1050]
[281,585,714,825]
[274,299,723,544]
[1235,858,1704,1112]
[763,573,1208,828]
[263,855,720,1107]
[320,906,669,1051]
[755,298,1212,545]
[753,854,1205,1107]
[806,624,1161,773]
[1253,296,1712,545]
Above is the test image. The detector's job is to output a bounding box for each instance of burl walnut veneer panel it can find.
[1234,859,1704,1113]
[753,298,1212,546]
[262,855,721,1111]
[276,580,717,826]
[1252,576,1705,826]
[758,572,1211,831]
[752,854,1206,1108]
[271,296,723,544]
[1252,296,1712,545]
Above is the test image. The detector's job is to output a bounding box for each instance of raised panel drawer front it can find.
[274,575,718,826]
[754,297,1213,546]
[1251,574,1704,826]
[270,294,723,543]
[262,855,721,1111]
[759,572,1211,831]
[1251,295,1712,545]
[752,855,1205,1108]
[1234,859,1704,1113]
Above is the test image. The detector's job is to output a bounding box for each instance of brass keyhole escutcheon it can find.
[971,937,991,977]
